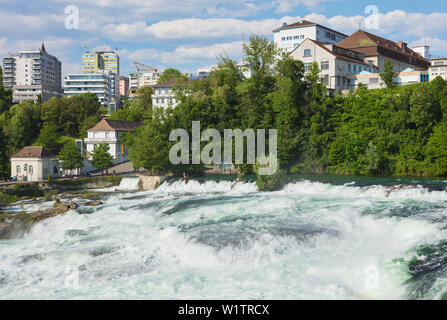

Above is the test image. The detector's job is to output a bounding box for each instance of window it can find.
[304,62,312,72]
[281,37,286,41]
[304,49,311,57]
[321,60,329,70]
[105,132,109,138]
[300,35,304,39]
[293,35,299,40]
[54,166,58,174]
[323,75,329,86]
[421,74,429,82]
[16,165,21,174]
[24,164,27,172]
[325,31,331,38]
[29,166,33,175]
[369,78,379,84]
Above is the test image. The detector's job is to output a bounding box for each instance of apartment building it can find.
[152,80,179,108]
[290,38,378,93]
[119,76,129,96]
[129,71,160,90]
[2,43,62,103]
[337,30,430,72]
[82,50,120,103]
[430,58,447,80]
[273,20,348,53]
[64,71,117,113]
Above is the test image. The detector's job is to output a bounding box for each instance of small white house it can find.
[10,146,59,181]
[84,119,143,161]
[152,79,178,109]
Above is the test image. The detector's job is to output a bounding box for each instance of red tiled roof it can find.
[306,39,372,66]
[12,146,55,158]
[87,119,143,132]
[337,30,430,69]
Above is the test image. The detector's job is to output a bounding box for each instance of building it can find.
[290,38,378,92]
[152,80,179,109]
[429,58,447,80]
[2,43,62,103]
[82,50,120,104]
[337,30,430,73]
[119,76,129,97]
[64,72,117,113]
[129,71,160,90]
[10,146,59,181]
[346,69,430,90]
[273,20,348,53]
[84,119,143,161]
[82,51,119,75]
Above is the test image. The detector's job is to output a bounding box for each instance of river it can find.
[1,175,447,299]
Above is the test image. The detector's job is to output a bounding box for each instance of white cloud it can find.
[124,41,244,66]
[273,0,337,13]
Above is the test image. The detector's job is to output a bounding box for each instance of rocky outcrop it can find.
[84,200,103,206]
[137,175,167,191]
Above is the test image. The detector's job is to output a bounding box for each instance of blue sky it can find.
[0,0,446,77]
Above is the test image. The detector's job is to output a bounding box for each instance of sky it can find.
[0,0,446,78]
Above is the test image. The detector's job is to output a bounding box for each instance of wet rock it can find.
[84,200,103,207]
[69,201,79,210]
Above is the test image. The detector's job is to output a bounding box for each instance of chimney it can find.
[397,41,407,50]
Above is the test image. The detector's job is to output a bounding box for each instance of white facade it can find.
[346,70,430,90]
[129,71,160,89]
[2,44,62,103]
[152,83,178,108]
[430,58,447,80]
[64,72,113,111]
[273,21,347,53]
[290,39,377,92]
[84,130,125,160]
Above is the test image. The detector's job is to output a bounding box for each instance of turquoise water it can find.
[1,176,447,299]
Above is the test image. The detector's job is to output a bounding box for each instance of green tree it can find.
[92,143,113,174]
[0,127,10,180]
[59,140,84,174]
[34,122,60,154]
[380,60,396,89]
[158,68,183,83]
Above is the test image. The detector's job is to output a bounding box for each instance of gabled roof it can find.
[12,146,55,159]
[337,30,430,69]
[294,39,372,66]
[153,79,177,88]
[273,20,348,37]
[87,119,143,132]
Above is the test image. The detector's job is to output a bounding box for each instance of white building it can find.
[290,38,378,93]
[273,20,348,53]
[430,58,447,80]
[84,119,142,161]
[346,69,430,90]
[2,43,62,103]
[130,71,160,89]
[152,80,179,108]
[64,71,117,113]
[10,146,60,181]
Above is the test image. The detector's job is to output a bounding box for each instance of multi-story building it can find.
[152,80,179,108]
[337,30,430,73]
[346,68,430,90]
[119,76,129,97]
[2,43,62,103]
[84,119,142,161]
[290,38,378,93]
[64,71,117,112]
[273,20,348,53]
[129,71,160,90]
[429,58,447,80]
[82,50,120,105]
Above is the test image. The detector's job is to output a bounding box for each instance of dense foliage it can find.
[124,36,447,178]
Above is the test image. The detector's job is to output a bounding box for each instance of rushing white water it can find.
[1,178,447,299]
[93,176,140,192]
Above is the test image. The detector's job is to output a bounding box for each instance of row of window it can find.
[281,35,305,41]
[154,98,176,104]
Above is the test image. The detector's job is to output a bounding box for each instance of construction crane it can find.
[134,61,158,73]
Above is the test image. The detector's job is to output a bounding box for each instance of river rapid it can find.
[1,176,447,300]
